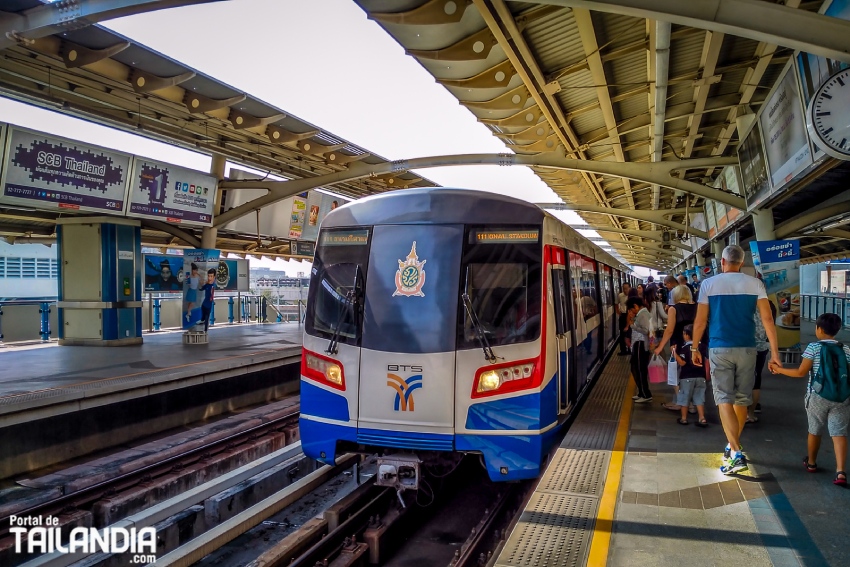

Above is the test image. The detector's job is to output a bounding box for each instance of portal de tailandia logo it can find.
[9,515,157,563]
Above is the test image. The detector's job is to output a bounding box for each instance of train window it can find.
[458,227,542,349]
[580,256,598,321]
[305,228,371,345]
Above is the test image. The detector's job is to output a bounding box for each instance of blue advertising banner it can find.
[750,239,801,349]
[127,159,217,227]
[0,126,131,214]
[183,249,220,330]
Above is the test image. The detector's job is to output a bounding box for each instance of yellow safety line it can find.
[586,371,635,567]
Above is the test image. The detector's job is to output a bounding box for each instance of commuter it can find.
[616,283,631,356]
[692,245,780,475]
[626,297,653,403]
[645,276,658,301]
[691,273,701,301]
[678,275,695,298]
[770,313,850,486]
[663,275,678,308]
[636,283,645,299]
[200,268,216,333]
[748,300,778,423]
[654,284,697,412]
[672,325,708,427]
[645,287,667,347]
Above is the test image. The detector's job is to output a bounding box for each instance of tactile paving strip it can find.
[495,354,631,567]
[537,449,608,497]
[496,492,597,567]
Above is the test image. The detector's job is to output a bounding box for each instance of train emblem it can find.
[386,373,423,411]
[393,241,427,297]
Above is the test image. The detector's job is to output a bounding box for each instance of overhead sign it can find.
[749,239,801,349]
[760,65,812,188]
[126,159,216,226]
[0,127,131,214]
[738,122,772,211]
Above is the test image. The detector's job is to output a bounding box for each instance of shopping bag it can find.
[648,354,667,383]
[667,356,679,386]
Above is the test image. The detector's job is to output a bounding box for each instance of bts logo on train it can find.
[387,365,423,412]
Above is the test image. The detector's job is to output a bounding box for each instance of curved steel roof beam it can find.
[215,153,739,227]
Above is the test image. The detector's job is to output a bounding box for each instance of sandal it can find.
[803,457,818,473]
[835,471,847,486]
[746,416,759,423]
[677,418,689,425]
[662,403,681,411]
[695,419,708,428]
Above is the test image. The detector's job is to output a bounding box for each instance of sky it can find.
[2,0,650,274]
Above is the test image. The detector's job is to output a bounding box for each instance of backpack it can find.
[812,342,850,403]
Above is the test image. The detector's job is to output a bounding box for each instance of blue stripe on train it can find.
[456,425,561,481]
[299,417,356,465]
[300,380,350,422]
[465,372,558,431]
[356,428,453,451]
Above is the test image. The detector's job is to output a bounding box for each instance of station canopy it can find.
[0,0,848,265]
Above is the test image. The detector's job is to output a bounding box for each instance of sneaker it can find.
[721,452,748,475]
[634,397,653,403]
[754,403,762,414]
[632,395,641,400]
[722,443,745,460]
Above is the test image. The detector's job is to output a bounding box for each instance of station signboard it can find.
[126,158,217,226]
[759,65,812,191]
[0,126,131,215]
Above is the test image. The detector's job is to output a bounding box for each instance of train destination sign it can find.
[126,159,217,227]
[320,230,370,246]
[0,127,131,214]
[475,230,540,243]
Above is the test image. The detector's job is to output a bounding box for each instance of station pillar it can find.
[56,217,142,346]
[752,210,777,241]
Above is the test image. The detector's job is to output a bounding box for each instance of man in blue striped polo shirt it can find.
[692,245,780,475]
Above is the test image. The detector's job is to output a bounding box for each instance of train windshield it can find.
[305,229,371,346]
[458,228,542,349]
[361,225,464,354]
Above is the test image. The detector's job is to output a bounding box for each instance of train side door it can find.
[550,248,570,413]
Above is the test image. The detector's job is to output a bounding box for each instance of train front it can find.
[299,189,553,487]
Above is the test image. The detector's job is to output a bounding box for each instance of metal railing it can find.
[0,295,305,345]
[801,294,849,327]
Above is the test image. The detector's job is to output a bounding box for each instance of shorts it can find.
[676,378,706,407]
[709,347,756,406]
[805,392,850,437]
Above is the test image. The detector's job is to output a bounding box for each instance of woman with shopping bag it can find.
[625,296,653,402]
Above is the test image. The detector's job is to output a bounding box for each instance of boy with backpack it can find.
[770,313,850,486]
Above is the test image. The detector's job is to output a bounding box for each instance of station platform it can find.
[0,323,304,479]
[496,322,850,567]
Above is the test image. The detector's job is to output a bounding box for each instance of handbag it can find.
[648,354,667,383]
[667,355,679,386]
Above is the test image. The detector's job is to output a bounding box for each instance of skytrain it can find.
[299,188,634,491]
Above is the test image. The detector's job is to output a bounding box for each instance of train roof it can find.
[321,187,631,273]
[321,187,545,227]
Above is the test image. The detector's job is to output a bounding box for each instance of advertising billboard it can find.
[759,65,812,190]
[0,126,131,214]
[144,254,184,293]
[749,240,801,349]
[183,249,220,330]
[738,122,772,211]
[126,159,217,226]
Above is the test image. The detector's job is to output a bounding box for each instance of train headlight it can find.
[478,370,501,392]
[302,349,346,390]
[472,359,539,398]
[325,364,343,385]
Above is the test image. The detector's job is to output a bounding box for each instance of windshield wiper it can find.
[326,266,361,355]
[462,292,498,364]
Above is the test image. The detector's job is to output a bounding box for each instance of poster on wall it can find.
[738,123,773,211]
[299,192,339,242]
[215,258,250,292]
[749,240,801,350]
[143,254,184,292]
[0,127,131,214]
[288,195,307,239]
[759,66,812,190]
[126,159,217,226]
[183,249,221,330]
